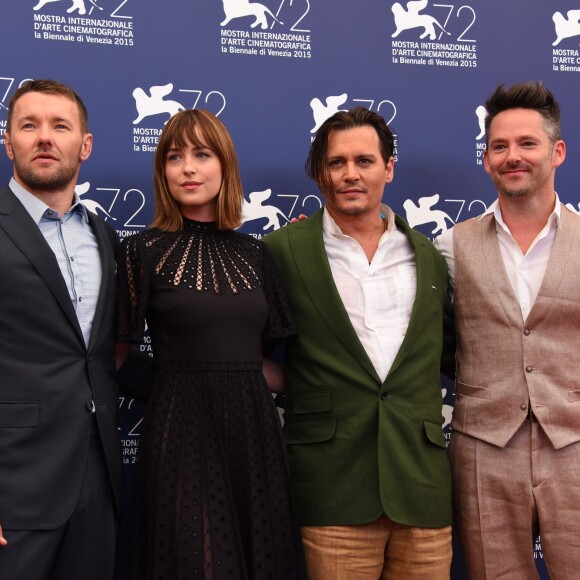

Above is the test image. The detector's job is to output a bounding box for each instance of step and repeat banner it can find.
[3,1,579,577]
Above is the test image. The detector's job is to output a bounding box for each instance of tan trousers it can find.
[450,422,580,579]
[301,516,452,579]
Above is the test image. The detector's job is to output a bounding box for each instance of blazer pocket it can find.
[424,420,447,449]
[457,381,489,400]
[284,418,337,445]
[0,401,40,427]
[293,391,332,414]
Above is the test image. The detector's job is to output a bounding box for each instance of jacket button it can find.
[523,329,530,336]
[86,401,95,412]
[520,402,527,411]
[380,392,388,401]
[525,365,533,373]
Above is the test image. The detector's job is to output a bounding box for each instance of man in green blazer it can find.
[264,107,454,579]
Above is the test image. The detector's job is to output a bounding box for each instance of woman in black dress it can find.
[117,109,307,579]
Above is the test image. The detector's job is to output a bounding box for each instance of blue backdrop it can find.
[4,1,578,577]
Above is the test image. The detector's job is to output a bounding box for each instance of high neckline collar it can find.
[182,216,217,230]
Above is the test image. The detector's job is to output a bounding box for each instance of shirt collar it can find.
[10,177,90,224]
[323,203,396,236]
[480,193,562,232]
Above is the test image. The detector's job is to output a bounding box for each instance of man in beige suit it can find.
[435,81,580,579]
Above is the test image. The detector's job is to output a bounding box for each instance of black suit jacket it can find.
[0,185,122,530]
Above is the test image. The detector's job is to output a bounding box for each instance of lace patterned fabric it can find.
[117,219,306,580]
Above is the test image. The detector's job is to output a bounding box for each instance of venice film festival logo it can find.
[240,189,323,234]
[403,103,489,236]
[220,0,283,30]
[74,181,149,236]
[131,83,227,153]
[392,0,450,40]
[390,0,477,68]
[308,92,398,150]
[219,0,313,59]
[403,193,491,238]
[32,0,134,46]
[551,9,580,72]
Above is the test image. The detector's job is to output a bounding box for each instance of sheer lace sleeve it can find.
[117,233,150,343]
[261,243,296,343]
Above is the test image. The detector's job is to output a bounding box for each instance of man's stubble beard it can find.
[13,156,79,193]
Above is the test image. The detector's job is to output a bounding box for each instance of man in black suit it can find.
[0,79,121,580]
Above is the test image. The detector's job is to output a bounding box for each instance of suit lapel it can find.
[289,210,380,382]
[0,186,85,344]
[86,212,114,351]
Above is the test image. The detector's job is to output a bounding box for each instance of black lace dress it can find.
[118,219,307,580]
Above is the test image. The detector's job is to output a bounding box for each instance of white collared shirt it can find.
[323,204,416,381]
[434,195,561,322]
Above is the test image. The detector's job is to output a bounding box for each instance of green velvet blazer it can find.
[264,208,454,528]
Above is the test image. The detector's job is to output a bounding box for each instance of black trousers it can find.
[0,420,117,580]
